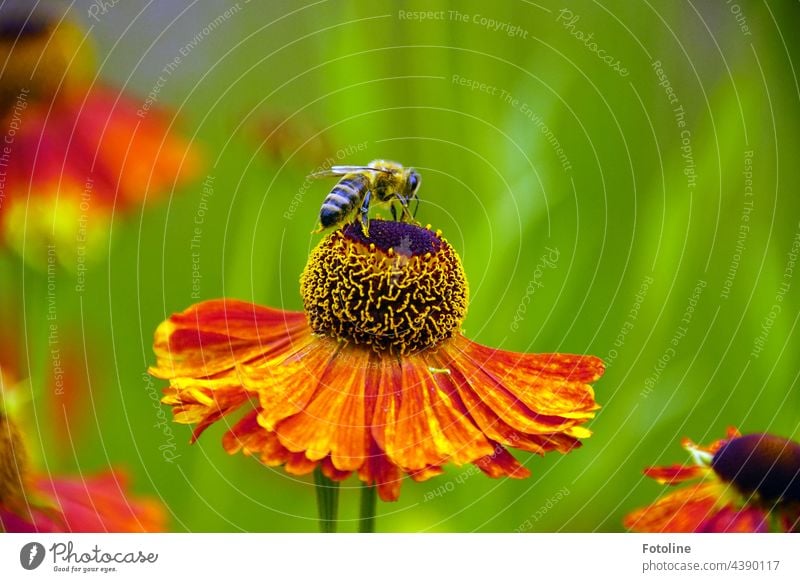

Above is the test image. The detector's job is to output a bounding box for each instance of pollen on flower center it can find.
[300,220,468,355]
[711,433,800,504]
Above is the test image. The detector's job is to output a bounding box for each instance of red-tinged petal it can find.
[427,351,586,457]
[644,464,708,485]
[321,457,352,482]
[624,481,724,533]
[358,441,403,502]
[698,505,768,533]
[222,410,291,467]
[74,88,201,205]
[515,432,584,455]
[20,471,166,533]
[409,466,445,482]
[412,356,496,465]
[681,427,743,457]
[0,509,46,533]
[150,299,307,379]
[271,345,369,470]
[285,453,318,476]
[439,340,593,436]
[450,336,601,418]
[372,357,447,471]
[248,335,338,431]
[163,381,251,442]
[724,426,742,440]
[431,354,571,456]
[475,445,531,479]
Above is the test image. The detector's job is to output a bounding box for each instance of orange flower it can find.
[0,15,200,267]
[624,428,800,533]
[151,220,604,501]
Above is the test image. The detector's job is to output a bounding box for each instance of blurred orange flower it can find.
[625,428,800,533]
[0,15,200,268]
[151,220,604,501]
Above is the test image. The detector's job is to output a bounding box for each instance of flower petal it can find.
[248,335,338,430]
[358,440,403,502]
[452,336,601,416]
[163,380,251,442]
[698,505,768,533]
[273,345,369,470]
[440,337,599,435]
[150,299,307,380]
[644,464,708,485]
[475,444,531,479]
[75,87,201,205]
[624,481,724,532]
[5,471,166,533]
[222,410,291,467]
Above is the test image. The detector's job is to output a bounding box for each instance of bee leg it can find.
[360,190,372,236]
[396,197,413,222]
[412,197,420,220]
[390,204,398,221]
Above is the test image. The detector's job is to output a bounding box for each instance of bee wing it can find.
[308,165,392,179]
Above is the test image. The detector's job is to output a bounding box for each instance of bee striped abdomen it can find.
[319,175,367,228]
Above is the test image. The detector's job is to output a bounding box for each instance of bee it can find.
[310,159,421,235]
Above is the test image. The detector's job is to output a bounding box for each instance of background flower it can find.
[624,429,800,533]
[0,13,200,269]
[1,322,166,532]
[0,469,165,533]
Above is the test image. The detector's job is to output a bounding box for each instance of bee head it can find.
[405,169,421,197]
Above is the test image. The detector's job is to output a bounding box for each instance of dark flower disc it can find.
[711,433,800,504]
[302,220,468,354]
[342,220,443,256]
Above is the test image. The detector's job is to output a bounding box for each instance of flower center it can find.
[0,16,50,40]
[711,433,800,504]
[300,220,468,355]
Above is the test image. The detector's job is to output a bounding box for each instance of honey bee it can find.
[311,160,421,235]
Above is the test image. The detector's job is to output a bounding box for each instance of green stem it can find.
[314,467,339,533]
[358,483,377,533]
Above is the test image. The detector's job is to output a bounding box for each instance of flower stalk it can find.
[314,467,339,533]
[359,483,377,533]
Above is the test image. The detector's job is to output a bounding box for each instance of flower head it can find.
[0,16,94,112]
[624,428,800,533]
[151,220,604,501]
[0,13,200,268]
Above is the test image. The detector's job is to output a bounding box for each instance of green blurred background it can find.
[3,0,800,532]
